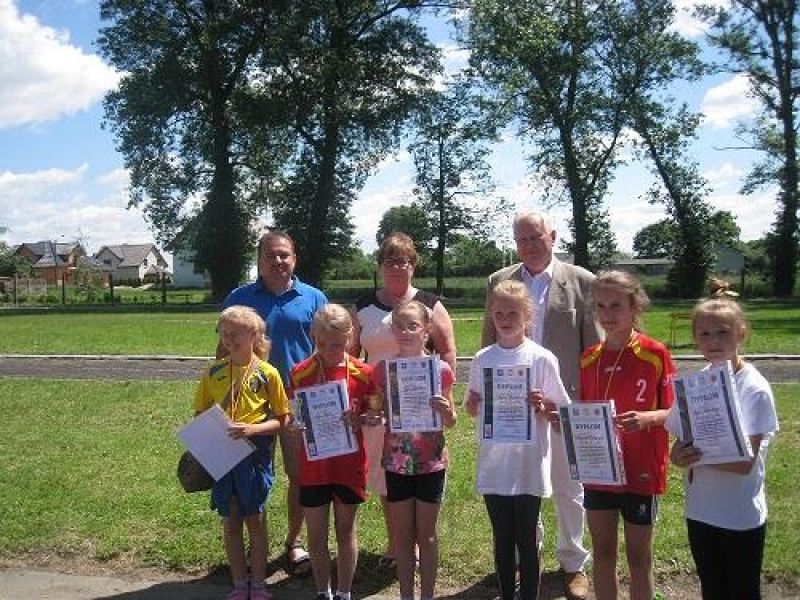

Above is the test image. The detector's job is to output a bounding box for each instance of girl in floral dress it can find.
[371,300,456,600]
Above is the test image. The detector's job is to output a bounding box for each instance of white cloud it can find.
[94,167,129,188]
[439,43,470,75]
[608,197,668,253]
[704,161,744,187]
[708,189,777,241]
[352,175,416,252]
[0,0,120,129]
[671,0,727,38]
[0,165,154,254]
[701,75,758,128]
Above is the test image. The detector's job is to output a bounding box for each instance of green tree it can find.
[327,246,374,280]
[710,210,742,248]
[445,234,504,276]
[698,0,799,296]
[409,82,502,294]
[595,0,711,296]
[265,1,441,286]
[99,1,291,301]
[634,211,741,260]
[633,219,676,258]
[467,0,633,268]
[74,261,105,302]
[0,243,33,277]
[376,205,435,250]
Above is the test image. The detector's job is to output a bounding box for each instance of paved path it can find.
[0,354,798,383]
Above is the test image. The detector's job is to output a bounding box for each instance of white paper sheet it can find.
[178,405,255,481]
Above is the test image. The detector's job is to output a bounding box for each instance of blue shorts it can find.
[211,435,276,517]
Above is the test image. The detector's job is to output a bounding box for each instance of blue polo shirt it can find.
[223,276,328,385]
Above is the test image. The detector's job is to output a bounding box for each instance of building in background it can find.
[13,241,85,285]
[94,243,169,285]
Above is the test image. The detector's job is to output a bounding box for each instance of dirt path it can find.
[0,554,798,599]
[0,355,798,383]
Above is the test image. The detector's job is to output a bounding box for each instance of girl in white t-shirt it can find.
[465,280,570,600]
[667,288,778,600]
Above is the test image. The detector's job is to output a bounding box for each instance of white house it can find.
[171,248,211,288]
[94,244,169,284]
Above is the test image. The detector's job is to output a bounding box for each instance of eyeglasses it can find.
[383,257,412,268]
[391,321,424,333]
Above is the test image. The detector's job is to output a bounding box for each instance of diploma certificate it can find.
[480,366,534,444]
[295,381,357,461]
[385,356,442,433]
[672,362,751,465]
[560,402,626,486]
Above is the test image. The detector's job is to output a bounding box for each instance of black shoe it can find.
[313,594,330,600]
[333,595,352,600]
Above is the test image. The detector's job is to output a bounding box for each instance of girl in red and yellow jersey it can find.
[194,305,290,600]
[288,304,373,600]
[579,271,675,600]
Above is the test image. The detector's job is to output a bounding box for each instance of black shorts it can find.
[385,469,446,504]
[299,484,365,508]
[584,490,659,525]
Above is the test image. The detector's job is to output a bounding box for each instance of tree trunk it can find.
[435,134,446,296]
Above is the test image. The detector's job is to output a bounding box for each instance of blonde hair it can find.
[218,305,270,359]
[311,303,354,339]
[691,297,749,341]
[392,299,431,326]
[708,277,740,299]
[377,232,419,267]
[592,270,650,331]
[488,279,534,327]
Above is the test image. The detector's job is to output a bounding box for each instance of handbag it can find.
[177,450,214,493]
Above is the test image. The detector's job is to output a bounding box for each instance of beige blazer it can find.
[481,259,603,400]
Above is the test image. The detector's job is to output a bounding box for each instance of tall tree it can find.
[612,0,713,297]
[698,0,799,296]
[99,1,291,301]
[466,0,631,268]
[265,1,442,286]
[408,82,502,294]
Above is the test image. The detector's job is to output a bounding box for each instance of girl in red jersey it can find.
[578,271,675,600]
[288,304,373,600]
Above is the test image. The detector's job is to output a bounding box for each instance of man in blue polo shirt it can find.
[219,229,327,577]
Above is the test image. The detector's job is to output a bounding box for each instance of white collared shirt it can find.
[521,259,554,344]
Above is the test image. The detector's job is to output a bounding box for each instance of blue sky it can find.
[0,0,775,267]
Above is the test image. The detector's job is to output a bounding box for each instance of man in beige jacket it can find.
[482,211,602,600]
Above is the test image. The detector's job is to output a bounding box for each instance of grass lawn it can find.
[0,379,796,587]
[1,298,799,356]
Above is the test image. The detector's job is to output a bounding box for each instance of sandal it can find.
[249,588,274,600]
[285,541,312,577]
[377,554,396,569]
